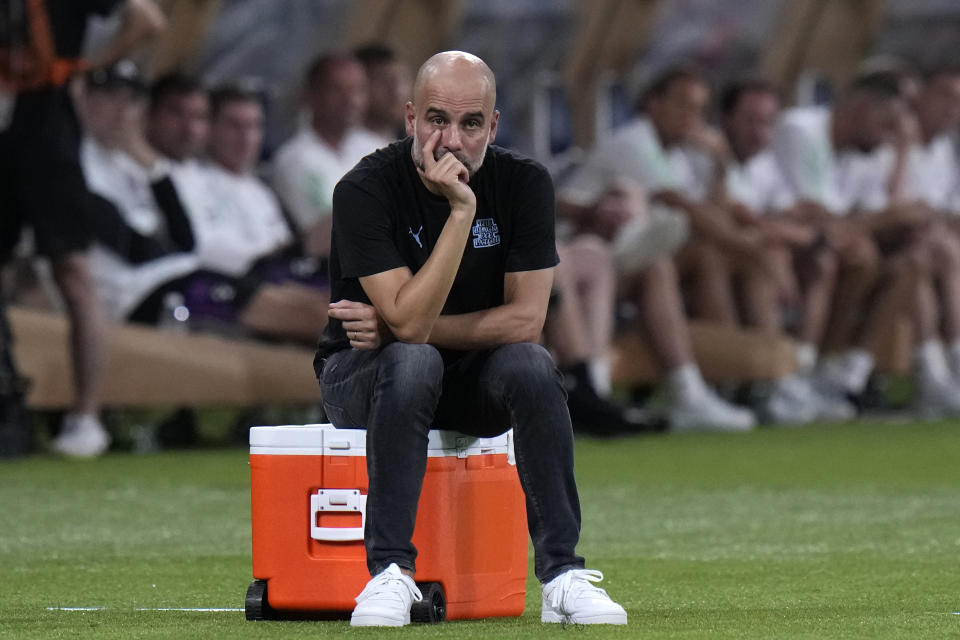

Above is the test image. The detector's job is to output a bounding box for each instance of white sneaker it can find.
[810,387,857,422]
[541,568,627,625]
[761,378,820,426]
[50,413,110,458]
[915,377,960,418]
[350,563,422,627]
[669,390,756,432]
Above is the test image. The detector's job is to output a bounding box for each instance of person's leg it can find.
[821,227,880,353]
[630,258,756,431]
[734,245,788,334]
[435,343,626,625]
[239,281,330,344]
[317,342,444,576]
[923,225,960,374]
[796,247,839,371]
[547,239,652,436]
[544,244,593,366]
[674,239,738,325]
[632,257,693,370]
[51,252,107,419]
[435,343,583,583]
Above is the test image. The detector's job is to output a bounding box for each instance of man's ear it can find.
[488,109,500,144]
[404,102,415,137]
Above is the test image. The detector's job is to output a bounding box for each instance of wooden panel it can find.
[610,321,798,385]
[9,307,319,409]
[343,0,465,69]
[761,0,884,100]
[563,0,662,148]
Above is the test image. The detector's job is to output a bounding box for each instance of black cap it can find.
[85,59,146,93]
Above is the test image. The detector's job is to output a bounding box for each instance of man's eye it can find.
[465,120,481,129]
[430,117,444,126]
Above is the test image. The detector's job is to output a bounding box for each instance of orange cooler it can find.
[247,424,528,621]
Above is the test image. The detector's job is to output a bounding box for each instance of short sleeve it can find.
[331,180,406,278]
[505,163,559,273]
[772,115,833,207]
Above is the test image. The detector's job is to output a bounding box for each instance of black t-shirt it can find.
[317,137,559,359]
[2,0,122,161]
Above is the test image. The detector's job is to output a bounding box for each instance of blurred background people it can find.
[353,42,411,144]
[272,52,383,260]
[0,0,165,457]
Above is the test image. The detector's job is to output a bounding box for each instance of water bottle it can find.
[159,291,191,333]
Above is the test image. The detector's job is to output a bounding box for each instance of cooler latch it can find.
[310,489,367,542]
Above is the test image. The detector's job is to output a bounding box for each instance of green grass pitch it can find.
[1,419,959,638]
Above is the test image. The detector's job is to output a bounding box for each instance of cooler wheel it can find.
[245,579,274,620]
[411,582,446,623]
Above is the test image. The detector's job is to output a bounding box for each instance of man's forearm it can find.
[365,207,474,343]
[427,303,545,350]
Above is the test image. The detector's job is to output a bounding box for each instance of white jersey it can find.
[772,106,888,215]
[80,137,198,320]
[559,117,714,206]
[725,149,795,215]
[177,162,293,278]
[271,125,386,233]
[902,134,960,213]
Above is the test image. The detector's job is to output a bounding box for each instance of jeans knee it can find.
[378,342,444,402]
[489,343,562,396]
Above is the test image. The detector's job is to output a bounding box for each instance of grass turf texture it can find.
[2,420,959,638]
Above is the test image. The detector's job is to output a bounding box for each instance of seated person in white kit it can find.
[79,61,199,323]
[314,51,627,627]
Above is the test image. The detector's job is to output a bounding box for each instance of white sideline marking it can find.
[47,606,243,612]
[136,608,244,612]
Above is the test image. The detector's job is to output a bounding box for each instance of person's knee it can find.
[842,234,880,276]
[490,343,560,393]
[811,250,839,282]
[52,252,96,303]
[378,342,444,399]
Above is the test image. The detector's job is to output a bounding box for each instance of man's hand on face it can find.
[328,300,393,350]
[416,129,477,214]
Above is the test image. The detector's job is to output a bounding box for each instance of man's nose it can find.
[442,126,462,150]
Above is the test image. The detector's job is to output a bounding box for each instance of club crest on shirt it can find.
[471,218,501,248]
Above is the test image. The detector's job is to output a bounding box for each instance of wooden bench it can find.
[9,306,321,409]
[609,321,798,386]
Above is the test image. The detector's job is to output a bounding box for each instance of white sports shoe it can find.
[350,563,422,627]
[50,413,110,458]
[669,390,756,433]
[761,378,820,426]
[915,377,960,418]
[541,568,627,625]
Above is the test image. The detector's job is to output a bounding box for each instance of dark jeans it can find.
[317,342,585,583]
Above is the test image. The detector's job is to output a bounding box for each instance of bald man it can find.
[314,51,627,627]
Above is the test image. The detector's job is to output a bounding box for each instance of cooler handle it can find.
[310,489,366,542]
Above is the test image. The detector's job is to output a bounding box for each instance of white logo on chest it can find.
[408,225,424,248]
[472,218,501,248]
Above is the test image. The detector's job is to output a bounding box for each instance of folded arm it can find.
[427,268,554,350]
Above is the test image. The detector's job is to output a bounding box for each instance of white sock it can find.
[840,349,874,394]
[915,339,951,386]
[667,363,709,404]
[795,342,818,375]
[589,357,612,398]
[948,338,960,377]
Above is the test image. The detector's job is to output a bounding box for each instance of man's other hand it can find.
[329,300,393,350]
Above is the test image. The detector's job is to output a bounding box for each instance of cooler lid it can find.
[249,423,513,460]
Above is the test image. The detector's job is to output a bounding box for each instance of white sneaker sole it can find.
[542,609,628,624]
[349,613,409,627]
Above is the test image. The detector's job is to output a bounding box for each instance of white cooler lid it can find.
[249,423,513,461]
